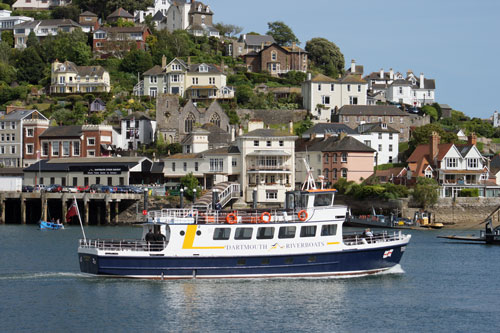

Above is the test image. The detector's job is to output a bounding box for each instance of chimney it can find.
[419,73,424,89]
[187,56,191,66]
[6,105,24,114]
[468,133,477,146]
[289,120,293,134]
[161,55,167,68]
[307,72,312,81]
[231,125,236,141]
[430,131,440,160]
[389,68,394,80]
[310,133,316,141]
[351,59,356,73]
[380,68,384,79]
[292,41,296,50]
[339,131,347,140]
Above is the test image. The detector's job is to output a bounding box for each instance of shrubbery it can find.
[458,188,479,197]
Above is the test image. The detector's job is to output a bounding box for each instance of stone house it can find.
[226,34,275,58]
[156,95,230,143]
[243,42,308,76]
[106,8,134,24]
[78,11,99,33]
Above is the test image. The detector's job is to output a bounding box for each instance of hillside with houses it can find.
[1,0,500,209]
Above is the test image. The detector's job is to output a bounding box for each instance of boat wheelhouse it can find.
[78,187,411,279]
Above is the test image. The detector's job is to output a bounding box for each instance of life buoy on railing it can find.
[226,213,237,224]
[297,210,308,221]
[260,212,271,223]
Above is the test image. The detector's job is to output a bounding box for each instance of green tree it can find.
[408,123,457,151]
[16,47,45,84]
[213,22,243,37]
[120,49,153,74]
[266,21,299,46]
[51,5,80,21]
[74,0,153,18]
[412,177,438,209]
[0,62,17,84]
[305,37,344,77]
[180,173,201,200]
[1,31,14,47]
[26,31,39,48]
[41,30,92,65]
[295,117,313,136]
[421,105,438,122]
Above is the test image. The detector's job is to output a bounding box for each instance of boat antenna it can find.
[301,158,317,191]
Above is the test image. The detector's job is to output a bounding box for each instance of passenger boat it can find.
[39,220,64,230]
[78,165,411,279]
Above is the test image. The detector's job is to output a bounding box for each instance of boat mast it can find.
[301,158,317,191]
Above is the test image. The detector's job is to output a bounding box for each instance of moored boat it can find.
[78,166,411,279]
[39,220,64,230]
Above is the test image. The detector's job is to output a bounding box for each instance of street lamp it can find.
[180,188,184,209]
[193,188,197,205]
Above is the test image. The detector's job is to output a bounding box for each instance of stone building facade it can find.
[156,95,230,143]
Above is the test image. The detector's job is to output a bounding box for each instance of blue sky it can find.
[208,0,499,119]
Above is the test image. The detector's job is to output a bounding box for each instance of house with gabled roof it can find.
[107,8,134,24]
[93,25,151,57]
[140,56,234,100]
[227,34,275,58]
[13,19,82,48]
[50,60,111,94]
[407,132,499,197]
[295,133,375,187]
[119,112,157,151]
[78,11,99,33]
[243,42,308,76]
[352,122,399,165]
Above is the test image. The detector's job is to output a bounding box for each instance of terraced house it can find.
[50,60,111,94]
[139,57,234,100]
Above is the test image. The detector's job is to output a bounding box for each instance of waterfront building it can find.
[118,112,157,151]
[50,60,111,94]
[352,122,399,165]
[0,108,48,168]
[407,132,500,197]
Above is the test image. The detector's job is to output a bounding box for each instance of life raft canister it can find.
[226,213,237,224]
[298,210,308,221]
[260,212,271,223]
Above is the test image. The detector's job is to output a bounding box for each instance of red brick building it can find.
[93,26,151,57]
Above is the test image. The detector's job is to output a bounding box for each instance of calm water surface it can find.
[1,225,500,332]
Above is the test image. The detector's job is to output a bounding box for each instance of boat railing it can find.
[148,208,198,220]
[199,209,300,224]
[79,239,167,252]
[342,230,406,246]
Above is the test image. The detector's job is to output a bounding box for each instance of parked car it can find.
[46,184,63,193]
[34,184,47,192]
[22,185,34,192]
[62,186,78,193]
[77,185,90,193]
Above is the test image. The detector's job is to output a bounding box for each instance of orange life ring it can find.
[298,210,308,221]
[226,213,237,224]
[260,212,271,223]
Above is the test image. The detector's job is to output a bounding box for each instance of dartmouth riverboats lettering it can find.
[225,244,268,251]
[225,241,325,251]
[285,241,325,249]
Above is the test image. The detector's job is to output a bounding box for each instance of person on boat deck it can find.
[153,230,167,251]
[56,219,61,225]
[145,229,155,243]
[364,228,374,238]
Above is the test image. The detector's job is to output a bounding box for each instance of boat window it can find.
[278,226,296,239]
[300,225,317,238]
[234,227,253,240]
[213,228,231,240]
[314,193,333,207]
[321,224,338,236]
[285,257,293,264]
[237,259,246,265]
[256,227,274,240]
[261,258,270,265]
[308,256,317,263]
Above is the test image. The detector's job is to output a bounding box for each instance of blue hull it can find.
[79,244,407,279]
[39,221,64,230]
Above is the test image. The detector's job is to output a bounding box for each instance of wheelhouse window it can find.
[321,224,338,236]
[278,226,296,239]
[256,227,274,240]
[213,228,231,240]
[235,227,253,240]
[314,193,333,207]
[300,225,317,238]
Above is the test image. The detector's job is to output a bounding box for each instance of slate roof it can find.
[346,65,364,75]
[2,109,43,121]
[339,74,366,84]
[303,123,357,136]
[201,123,232,145]
[152,11,165,21]
[107,8,134,19]
[295,136,374,153]
[80,11,97,17]
[143,65,164,76]
[356,122,399,134]
[53,61,107,77]
[200,145,240,156]
[364,71,393,81]
[24,157,148,172]
[188,63,222,74]
[240,128,296,138]
[39,125,82,138]
[39,19,81,27]
[122,112,151,121]
[100,26,148,34]
[310,73,337,83]
[189,2,213,15]
[241,34,275,46]
[338,105,408,116]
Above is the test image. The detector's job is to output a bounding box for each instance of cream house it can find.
[50,60,111,94]
[140,57,234,100]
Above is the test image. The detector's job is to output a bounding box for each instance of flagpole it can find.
[73,195,87,242]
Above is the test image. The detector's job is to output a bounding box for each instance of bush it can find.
[458,188,479,197]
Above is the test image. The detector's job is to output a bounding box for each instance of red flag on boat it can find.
[66,199,78,222]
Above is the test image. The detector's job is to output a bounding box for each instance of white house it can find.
[0,10,33,41]
[134,0,172,23]
[302,60,368,121]
[385,71,436,107]
[119,112,157,151]
[352,122,399,165]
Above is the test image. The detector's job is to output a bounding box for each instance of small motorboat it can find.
[39,220,64,230]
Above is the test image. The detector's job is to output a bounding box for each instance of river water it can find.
[1,225,500,332]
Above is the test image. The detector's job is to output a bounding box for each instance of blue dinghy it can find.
[39,221,64,230]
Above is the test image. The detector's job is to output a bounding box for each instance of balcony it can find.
[248,165,291,172]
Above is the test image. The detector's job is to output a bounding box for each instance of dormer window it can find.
[206,6,210,12]
[381,123,387,129]
[199,64,208,72]
[198,4,202,11]
[60,65,65,71]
